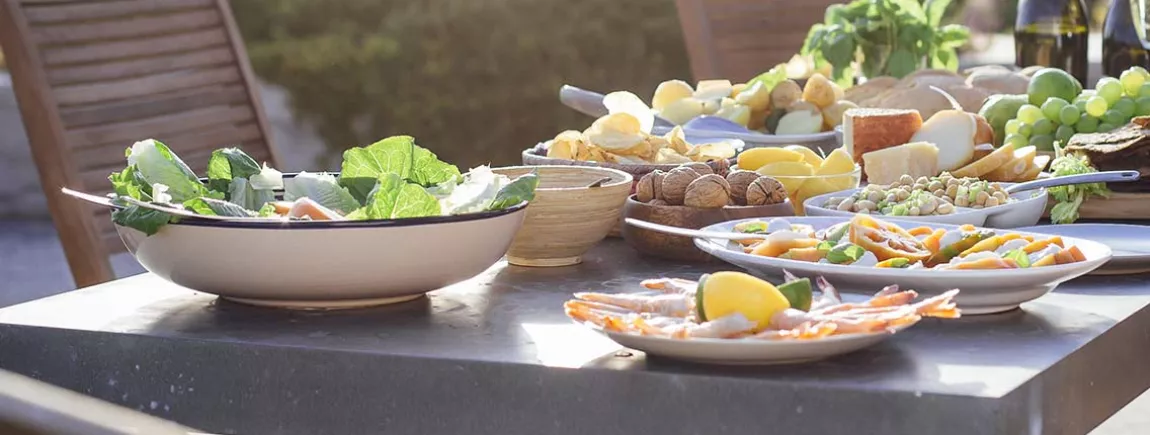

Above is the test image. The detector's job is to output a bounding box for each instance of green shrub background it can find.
[231,0,692,169]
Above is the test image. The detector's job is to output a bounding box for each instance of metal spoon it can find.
[61,188,286,223]
[559,85,677,128]
[585,177,613,188]
[624,218,767,241]
[1004,170,1141,194]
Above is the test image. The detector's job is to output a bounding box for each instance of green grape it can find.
[1030,134,1056,151]
[1017,104,1044,124]
[1059,105,1081,125]
[1005,134,1029,149]
[1114,97,1137,118]
[1074,100,1088,113]
[1122,69,1147,96]
[1131,66,1150,79]
[1032,118,1055,136]
[1103,109,1127,126]
[1137,96,1150,116]
[1075,116,1099,133]
[1055,125,1076,144]
[1140,83,1150,99]
[1077,89,1097,101]
[1098,123,1116,132]
[1086,96,1109,117]
[1005,119,1022,135]
[1018,122,1033,137]
[1098,78,1124,104]
[1041,98,1069,121]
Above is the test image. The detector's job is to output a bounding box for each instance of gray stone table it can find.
[1,239,1150,435]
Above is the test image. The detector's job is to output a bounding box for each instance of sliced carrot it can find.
[1066,245,1086,262]
[750,238,821,258]
[907,226,934,237]
[951,257,1018,270]
[1023,238,1060,254]
[922,229,946,255]
[1032,254,1058,267]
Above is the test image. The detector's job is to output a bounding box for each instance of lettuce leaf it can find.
[228,178,276,211]
[339,135,461,203]
[109,165,153,201]
[350,173,441,220]
[488,173,538,210]
[284,172,360,215]
[206,148,261,194]
[111,205,173,236]
[184,197,256,217]
[127,139,208,203]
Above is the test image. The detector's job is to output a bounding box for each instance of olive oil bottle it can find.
[1103,0,1150,77]
[1015,0,1090,84]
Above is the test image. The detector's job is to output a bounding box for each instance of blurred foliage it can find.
[230,0,691,169]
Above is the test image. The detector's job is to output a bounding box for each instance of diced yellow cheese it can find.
[862,142,940,185]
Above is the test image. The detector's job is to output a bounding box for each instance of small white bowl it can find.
[802,186,1048,229]
[116,203,528,310]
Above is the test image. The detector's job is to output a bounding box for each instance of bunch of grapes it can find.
[1004,66,1150,151]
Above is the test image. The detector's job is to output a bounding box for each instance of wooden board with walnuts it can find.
[635,163,788,208]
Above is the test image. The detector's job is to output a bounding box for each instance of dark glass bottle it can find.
[1015,0,1090,84]
[1103,0,1150,77]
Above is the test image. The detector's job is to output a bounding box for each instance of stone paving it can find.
[0,72,1146,434]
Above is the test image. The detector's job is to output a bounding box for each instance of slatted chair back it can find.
[674,0,842,82]
[0,0,282,288]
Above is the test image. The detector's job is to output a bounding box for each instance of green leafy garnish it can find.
[488,173,539,210]
[737,221,770,234]
[1048,154,1110,224]
[257,203,279,217]
[826,243,866,264]
[745,64,789,93]
[207,148,261,195]
[126,139,210,203]
[1003,249,1031,268]
[802,0,969,85]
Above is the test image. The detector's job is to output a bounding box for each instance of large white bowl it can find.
[694,217,1111,315]
[803,186,1048,229]
[116,203,528,310]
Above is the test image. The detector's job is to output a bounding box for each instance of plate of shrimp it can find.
[563,273,960,365]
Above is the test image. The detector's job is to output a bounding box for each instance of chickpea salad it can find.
[821,173,1014,217]
[730,215,1087,270]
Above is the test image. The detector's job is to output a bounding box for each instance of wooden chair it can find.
[0,0,282,288]
[674,0,843,82]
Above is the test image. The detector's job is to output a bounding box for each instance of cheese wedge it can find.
[911,110,977,172]
[842,108,923,172]
[862,142,940,185]
[952,143,1017,178]
[983,146,1038,182]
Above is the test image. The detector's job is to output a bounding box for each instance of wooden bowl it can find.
[492,166,633,267]
[622,195,795,262]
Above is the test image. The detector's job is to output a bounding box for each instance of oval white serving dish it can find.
[694,216,1111,315]
[802,186,1048,229]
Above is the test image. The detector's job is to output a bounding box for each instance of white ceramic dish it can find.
[601,325,908,365]
[1014,224,1150,275]
[802,186,1049,229]
[116,202,529,310]
[694,217,1111,315]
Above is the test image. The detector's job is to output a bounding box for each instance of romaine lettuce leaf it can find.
[339,135,461,203]
[127,139,208,203]
[184,197,256,217]
[111,205,173,236]
[488,173,538,211]
[284,172,360,215]
[206,148,261,194]
[228,178,276,212]
[109,165,153,201]
[249,164,284,190]
[350,173,441,220]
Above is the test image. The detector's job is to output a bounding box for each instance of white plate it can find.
[602,327,906,365]
[802,186,1048,229]
[1014,224,1150,275]
[694,217,1111,315]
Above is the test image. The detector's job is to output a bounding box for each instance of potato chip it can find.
[547,130,587,160]
[653,147,693,164]
[610,140,655,158]
[734,81,771,112]
[603,91,654,134]
[664,126,691,155]
[585,113,645,151]
[611,154,650,165]
[688,141,737,162]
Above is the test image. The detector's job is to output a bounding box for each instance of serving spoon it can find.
[559,85,754,134]
[61,187,287,223]
[625,218,767,241]
[1003,170,1140,194]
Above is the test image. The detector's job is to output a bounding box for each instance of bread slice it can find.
[983,146,1038,182]
[842,108,924,177]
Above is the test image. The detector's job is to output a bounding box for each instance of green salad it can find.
[108,136,538,235]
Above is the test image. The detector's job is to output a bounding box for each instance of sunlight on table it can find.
[520,322,621,368]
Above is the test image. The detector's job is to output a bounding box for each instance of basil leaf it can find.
[826,244,866,264]
[488,173,539,211]
[207,148,261,195]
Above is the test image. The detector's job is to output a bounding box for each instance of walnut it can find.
[648,199,669,206]
[725,170,760,205]
[680,162,713,176]
[660,167,701,205]
[636,170,665,202]
[684,174,731,208]
[746,176,788,206]
[711,158,731,177]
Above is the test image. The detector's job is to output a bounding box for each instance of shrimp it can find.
[572,292,694,317]
[640,278,698,295]
[565,300,754,339]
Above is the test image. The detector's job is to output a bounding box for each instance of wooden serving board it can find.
[1043,192,1150,220]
